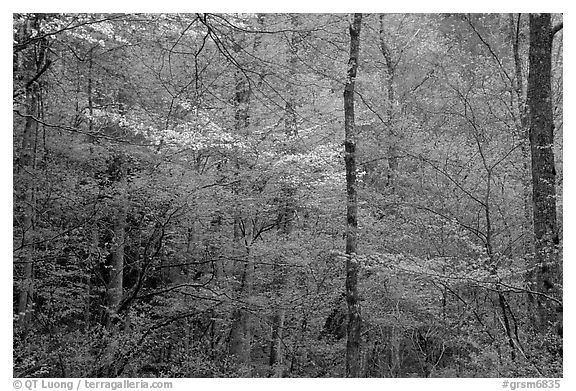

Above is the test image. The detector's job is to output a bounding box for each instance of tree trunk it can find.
[269,187,295,375]
[87,48,96,141]
[268,14,300,375]
[285,13,300,137]
[229,239,253,364]
[508,14,540,327]
[378,14,398,190]
[269,308,285,376]
[17,83,38,327]
[527,13,561,332]
[509,13,534,258]
[269,209,291,375]
[344,13,362,378]
[106,155,127,325]
[16,14,49,327]
[85,217,99,331]
[228,28,255,364]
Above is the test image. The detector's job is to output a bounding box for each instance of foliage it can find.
[13,13,562,378]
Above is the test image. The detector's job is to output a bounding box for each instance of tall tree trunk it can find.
[509,13,534,258]
[17,83,38,327]
[99,154,128,376]
[344,13,362,378]
[527,13,561,332]
[87,47,96,141]
[85,47,99,330]
[107,155,127,326]
[268,14,300,376]
[16,14,49,327]
[229,235,253,364]
[229,26,256,364]
[269,306,285,376]
[85,217,99,331]
[284,13,300,137]
[378,14,398,190]
[269,186,295,376]
[268,223,291,377]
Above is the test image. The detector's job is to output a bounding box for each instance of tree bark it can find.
[85,217,99,331]
[228,26,257,364]
[268,14,300,375]
[344,13,362,378]
[16,14,50,327]
[527,13,561,332]
[269,308,285,376]
[269,187,295,375]
[508,13,534,258]
[285,13,300,137]
[17,83,38,327]
[106,154,127,326]
[87,47,96,141]
[378,14,398,190]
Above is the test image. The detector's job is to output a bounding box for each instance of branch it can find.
[408,203,488,243]
[411,69,435,93]
[355,90,389,130]
[135,279,215,301]
[438,281,495,342]
[390,259,563,307]
[12,109,155,146]
[25,59,52,90]
[207,13,334,35]
[551,22,563,37]
[415,153,487,208]
[14,14,127,53]
[464,15,514,88]
[14,206,100,252]
[498,281,563,306]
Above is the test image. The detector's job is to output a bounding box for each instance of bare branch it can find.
[552,22,563,37]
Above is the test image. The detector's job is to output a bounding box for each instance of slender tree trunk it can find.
[509,13,534,258]
[269,186,295,376]
[509,14,540,332]
[85,217,99,331]
[108,87,130,321]
[229,28,256,364]
[85,47,99,330]
[379,14,398,190]
[269,308,285,376]
[344,13,362,378]
[107,155,127,325]
[87,47,96,141]
[268,14,300,376]
[268,220,291,376]
[17,84,38,327]
[229,238,253,364]
[99,155,128,376]
[16,14,49,327]
[285,13,300,137]
[527,13,561,332]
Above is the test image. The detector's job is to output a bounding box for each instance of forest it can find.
[13,13,563,378]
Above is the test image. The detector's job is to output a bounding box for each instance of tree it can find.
[12,13,562,378]
[344,12,362,378]
[527,13,562,333]
[14,14,51,327]
[378,14,399,189]
[508,13,533,256]
[106,153,127,326]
